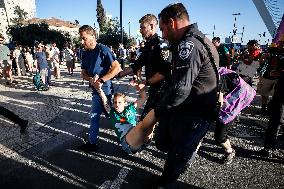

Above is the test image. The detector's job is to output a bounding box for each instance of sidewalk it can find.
[0,65,283,189]
[0,65,92,162]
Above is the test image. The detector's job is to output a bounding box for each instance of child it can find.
[95,76,157,154]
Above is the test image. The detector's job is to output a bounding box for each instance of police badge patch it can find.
[178,41,194,60]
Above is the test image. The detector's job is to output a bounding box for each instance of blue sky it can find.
[36,0,284,45]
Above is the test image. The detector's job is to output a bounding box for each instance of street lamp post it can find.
[232,13,241,43]
[128,21,130,38]
[120,0,123,44]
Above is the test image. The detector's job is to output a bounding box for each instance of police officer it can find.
[154,3,219,187]
[118,14,170,119]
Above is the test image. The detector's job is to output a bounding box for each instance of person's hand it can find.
[114,72,121,80]
[91,75,100,89]
[129,79,145,91]
[90,75,97,85]
[129,79,138,87]
[137,83,145,91]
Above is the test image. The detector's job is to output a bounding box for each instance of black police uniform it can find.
[154,23,219,184]
[264,47,284,149]
[131,33,170,119]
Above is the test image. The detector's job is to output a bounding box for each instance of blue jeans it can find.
[47,67,51,85]
[89,94,112,144]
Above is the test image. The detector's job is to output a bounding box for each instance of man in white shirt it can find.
[50,42,61,79]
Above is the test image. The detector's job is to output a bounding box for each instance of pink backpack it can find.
[218,67,256,124]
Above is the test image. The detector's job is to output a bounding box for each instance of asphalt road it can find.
[0,66,283,189]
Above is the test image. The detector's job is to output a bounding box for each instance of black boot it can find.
[19,119,28,133]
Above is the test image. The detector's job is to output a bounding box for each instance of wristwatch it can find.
[98,78,105,84]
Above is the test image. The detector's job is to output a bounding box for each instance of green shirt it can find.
[0,44,10,61]
[109,103,137,141]
[218,44,229,67]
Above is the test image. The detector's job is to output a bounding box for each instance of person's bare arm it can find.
[100,60,121,82]
[135,83,147,109]
[118,67,133,78]
[81,69,96,85]
[128,79,147,109]
[97,87,111,113]
[146,72,165,85]
[93,60,122,89]
[93,75,111,113]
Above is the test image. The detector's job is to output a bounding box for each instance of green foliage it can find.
[96,0,107,29]
[98,17,135,49]
[10,5,28,26]
[7,23,70,49]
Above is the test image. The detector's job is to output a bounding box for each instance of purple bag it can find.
[218,67,256,124]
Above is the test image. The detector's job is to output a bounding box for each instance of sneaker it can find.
[6,81,11,85]
[19,119,28,133]
[77,142,99,152]
[12,80,18,84]
[258,148,273,158]
[222,149,235,165]
[41,86,49,91]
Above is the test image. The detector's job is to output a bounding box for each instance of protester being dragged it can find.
[94,75,159,154]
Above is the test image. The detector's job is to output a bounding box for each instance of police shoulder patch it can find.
[178,40,194,60]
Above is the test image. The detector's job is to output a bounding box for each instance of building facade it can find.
[0,0,36,40]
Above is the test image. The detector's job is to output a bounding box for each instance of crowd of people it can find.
[0,2,283,188]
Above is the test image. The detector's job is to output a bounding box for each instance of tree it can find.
[97,17,135,49]
[7,23,70,49]
[10,5,28,26]
[96,0,107,30]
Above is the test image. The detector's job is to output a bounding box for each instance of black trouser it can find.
[214,120,232,144]
[264,76,284,149]
[0,106,24,126]
[155,115,212,184]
